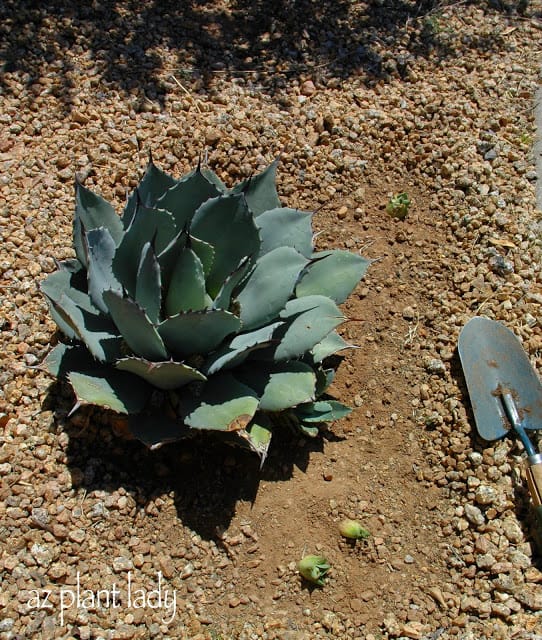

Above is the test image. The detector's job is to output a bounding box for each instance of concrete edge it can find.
[534,85,542,212]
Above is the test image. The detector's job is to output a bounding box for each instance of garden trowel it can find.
[458,316,542,537]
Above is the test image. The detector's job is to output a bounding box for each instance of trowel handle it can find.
[526,455,542,536]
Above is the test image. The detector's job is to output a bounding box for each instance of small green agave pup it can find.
[298,554,331,587]
[386,192,411,220]
[41,158,371,464]
[338,519,371,540]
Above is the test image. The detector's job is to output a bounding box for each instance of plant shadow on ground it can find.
[43,380,341,540]
[448,349,542,561]
[0,0,519,110]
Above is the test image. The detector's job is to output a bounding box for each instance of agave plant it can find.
[41,158,370,463]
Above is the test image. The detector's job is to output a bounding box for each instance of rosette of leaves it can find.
[41,158,371,464]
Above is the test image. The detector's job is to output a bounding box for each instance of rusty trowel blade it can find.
[458,317,542,441]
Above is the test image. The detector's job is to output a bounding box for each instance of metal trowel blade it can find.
[458,317,542,441]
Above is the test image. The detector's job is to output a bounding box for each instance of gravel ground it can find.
[1,1,542,639]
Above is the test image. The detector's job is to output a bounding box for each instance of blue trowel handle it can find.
[502,392,537,458]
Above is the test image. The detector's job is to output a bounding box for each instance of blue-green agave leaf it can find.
[40,270,90,340]
[68,370,151,414]
[128,414,191,450]
[200,167,228,193]
[156,169,222,229]
[134,160,178,209]
[231,160,281,216]
[274,295,345,361]
[53,293,122,362]
[113,204,176,296]
[75,180,123,244]
[128,203,177,253]
[165,248,207,316]
[158,309,242,358]
[212,256,252,311]
[41,269,98,314]
[73,215,87,268]
[311,331,356,363]
[41,271,118,354]
[296,250,371,304]
[121,189,138,230]
[236,246,308,331]
[103,291,169,361]
[156,228,188,291]
[46,302,79,341]
[183,373,259,431]
[116,357,206,390]
[315,367,335,397]
[191,194,261,297]
[297,423,320,438]
[57,258,84,274]
[203,321,283,375]
[44,343,98,378]
[259,364,316,411]
[255,207,313,257]
[294,400,352,423]
[238,415,273,466]
[190,236,215,278]
[237,362,316,412]
[135,242,162,324]
[85,227,123,313]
